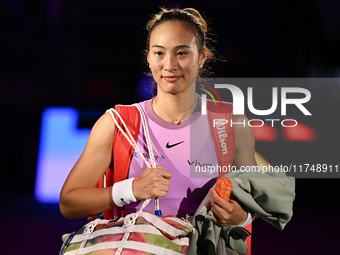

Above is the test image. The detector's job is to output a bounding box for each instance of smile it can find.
[163,76,181,82]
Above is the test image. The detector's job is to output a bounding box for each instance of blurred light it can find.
[87,79,116,98]
[35,108,90,203]
[252,122,279,141]
[136,74,154,100]
[282,121,317,141]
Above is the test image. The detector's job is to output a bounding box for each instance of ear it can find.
[199,47,207,66]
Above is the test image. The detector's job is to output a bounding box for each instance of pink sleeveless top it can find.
[124,98,219,218]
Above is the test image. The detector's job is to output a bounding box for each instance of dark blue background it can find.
[1,0,339,254]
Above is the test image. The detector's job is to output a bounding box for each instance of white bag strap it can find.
[106,104,158,211]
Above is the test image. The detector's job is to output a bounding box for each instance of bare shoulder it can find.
[92,111,116,133]
[60,111,117,196]
[232,114,257,167]
[232,114,253,144]
[232,114,251,135]
[86,111,117,148]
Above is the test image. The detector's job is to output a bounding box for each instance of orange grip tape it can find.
[215,177,233,201]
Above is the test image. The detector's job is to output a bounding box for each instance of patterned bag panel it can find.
[60,212,192,255]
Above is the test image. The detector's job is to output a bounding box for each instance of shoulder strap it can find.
[207,100,252,254]
[98,101,235,215]
[96,104,141,219]
[113,104,141,217]
[113,105,141,183]
[113,100,234,181]
[206,100,235,176]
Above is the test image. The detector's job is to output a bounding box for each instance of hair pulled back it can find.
[145,7,217,77]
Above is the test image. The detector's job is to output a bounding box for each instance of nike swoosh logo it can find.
[166,141,185,148]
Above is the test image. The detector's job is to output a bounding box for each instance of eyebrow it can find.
[151,45,191,49]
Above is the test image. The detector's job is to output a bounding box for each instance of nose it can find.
[163,54,178,72]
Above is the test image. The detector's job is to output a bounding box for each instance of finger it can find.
[144,183,168,199]
[139,167,154,178]
[211,201,226,219]
[159,177,170,186]
[229,199,248,215]
[210,192,226,218]
[210,187,224,200]
[210,189,217,209]
[211,215,225,227]
[211,215,218,224]
[210,188,233,212]
[159,184,170,193]
[149,170,171,185]
[154,183,170,198]
[156,169,173,179]
[211,206,228,227]
[210,188,227,206]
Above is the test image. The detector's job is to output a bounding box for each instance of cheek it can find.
[148,60,160,74]
[181,55,199,76]
[150,65,161,78]
[183,63,199,77]
[150,67,161,83]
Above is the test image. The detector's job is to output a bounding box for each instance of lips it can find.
[162,76,181,82]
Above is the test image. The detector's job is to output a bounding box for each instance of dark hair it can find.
[145,7,217,77]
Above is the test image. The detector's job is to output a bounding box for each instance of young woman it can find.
[60,7,256,229]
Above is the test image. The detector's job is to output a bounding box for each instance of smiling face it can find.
[147,21,206,96]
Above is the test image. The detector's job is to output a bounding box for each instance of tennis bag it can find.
[59,104,193,255]
[59,202,193,255]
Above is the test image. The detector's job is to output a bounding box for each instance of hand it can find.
[210,188,248,227]
[132,165,172,200]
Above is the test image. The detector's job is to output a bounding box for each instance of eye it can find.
[155,51,163,56]
[177,51,187,56]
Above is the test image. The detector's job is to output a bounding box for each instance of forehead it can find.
[149,21,197,48]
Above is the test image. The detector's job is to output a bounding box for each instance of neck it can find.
[152,92,198,124]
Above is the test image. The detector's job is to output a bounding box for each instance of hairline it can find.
[147,20,203,54]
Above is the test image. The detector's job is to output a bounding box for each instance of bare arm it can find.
[211,114,257,226]
[232,114,257,168]
[59,111,173,219]
[59,112,116,219]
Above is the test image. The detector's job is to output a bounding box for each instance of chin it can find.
[161,83,190,95]
[153,74,191,92]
